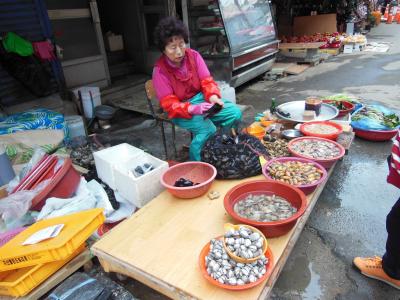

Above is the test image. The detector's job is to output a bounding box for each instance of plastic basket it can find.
[0,244,86,297]
[0,209,104,271]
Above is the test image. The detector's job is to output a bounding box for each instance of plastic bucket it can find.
[0,146,15,186]
[217,81,236,104]
[73,87,101,118]
[65,115,86,139]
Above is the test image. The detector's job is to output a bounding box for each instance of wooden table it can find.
[91,166,335,300]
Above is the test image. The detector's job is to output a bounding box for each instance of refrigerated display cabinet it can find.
[185,0,279,87]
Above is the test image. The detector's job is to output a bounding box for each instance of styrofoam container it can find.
[93,143,143,189]
[113,152,168,207]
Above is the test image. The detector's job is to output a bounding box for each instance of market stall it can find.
[90,98,359,299]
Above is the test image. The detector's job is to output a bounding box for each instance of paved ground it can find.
[256,24,400,300]
[92,24,400,299]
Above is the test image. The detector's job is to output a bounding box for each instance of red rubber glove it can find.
[160,94,192,119]
[188,102,213,115]
[201,76,221,102]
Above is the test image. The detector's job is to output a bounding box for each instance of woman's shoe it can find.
[353,256,400,290]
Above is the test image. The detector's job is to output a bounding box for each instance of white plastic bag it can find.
[106,191,136,223]
[0,190,38,232]
[37,178,115,221]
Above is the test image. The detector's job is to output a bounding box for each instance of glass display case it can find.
[186,0,279,87]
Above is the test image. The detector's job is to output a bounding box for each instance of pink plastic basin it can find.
[262,157,327,195]
[161,162,217,199]
[288,137,345,169]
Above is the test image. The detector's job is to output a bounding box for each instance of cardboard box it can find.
[0,185,8,199]
[106,34,124,52]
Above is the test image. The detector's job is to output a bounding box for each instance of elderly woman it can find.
[152,16,242,161]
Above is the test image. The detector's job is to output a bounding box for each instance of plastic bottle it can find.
[0,144,15,186]
[270,98,277,114]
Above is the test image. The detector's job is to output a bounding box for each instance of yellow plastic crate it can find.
[0,244,86,297]
[0,208,104,271]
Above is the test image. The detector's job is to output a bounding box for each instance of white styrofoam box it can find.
[113,152,168,208]
[93,143,143,189]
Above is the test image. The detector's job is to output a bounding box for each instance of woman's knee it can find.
[233,106,242,121]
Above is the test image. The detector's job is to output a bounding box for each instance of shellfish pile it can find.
[205,239,268,285]
[201,132,268,179]
[234,194,297,222]
[267,161,323,185]
[224,226,264,259]
[262,139,290,158]
[291,139,340,159]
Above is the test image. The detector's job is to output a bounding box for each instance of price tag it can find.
[22,224,64,245]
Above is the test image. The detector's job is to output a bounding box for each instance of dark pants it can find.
[383,197,400,280]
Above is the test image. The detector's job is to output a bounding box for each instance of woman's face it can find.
[164,36,186,65]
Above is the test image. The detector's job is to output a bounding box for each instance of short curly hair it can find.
[154,16,189,52]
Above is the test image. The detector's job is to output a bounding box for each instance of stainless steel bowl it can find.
[282,129,303,140]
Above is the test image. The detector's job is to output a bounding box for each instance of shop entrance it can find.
[96,0,176,87]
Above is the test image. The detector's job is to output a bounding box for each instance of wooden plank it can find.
[91,169,338,300]
[0,250,92,300]
[293,14,337,36]
[72,164,89,174]
[284,64,310,75]
[47,9,91,20]
[279,42,325,50]
[271,63,296,71]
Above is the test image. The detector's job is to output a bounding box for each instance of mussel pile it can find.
[201,132,268,179]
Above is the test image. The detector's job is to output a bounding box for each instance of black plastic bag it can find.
[0,43,51,97]
[201,129,269,179]
[45,272,111,300]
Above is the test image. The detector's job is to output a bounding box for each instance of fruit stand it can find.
[91,163,343,300]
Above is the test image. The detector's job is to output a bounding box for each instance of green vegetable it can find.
[385,114,400,128]
[352,107,400,129]
[325,94,361,104]
[326,101,346,110]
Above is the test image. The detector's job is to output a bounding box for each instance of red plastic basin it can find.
[31,158,81,211]
[160,162,217,199]
[224,180,307,238]
[300,121,343,141]
[288,137,345,169]
[353,128,398,142]
[323,100,355,117]
[262,157,327,195]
